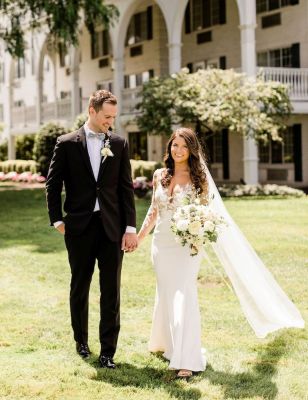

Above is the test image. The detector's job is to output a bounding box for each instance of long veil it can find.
[201,155,305,338]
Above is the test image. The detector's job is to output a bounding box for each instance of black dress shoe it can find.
[76,342,91,358]
[99,355,116,369]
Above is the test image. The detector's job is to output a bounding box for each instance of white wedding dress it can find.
[140,167,304,372]
[146,169,206,371]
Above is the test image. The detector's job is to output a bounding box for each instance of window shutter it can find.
[219,56,226,69]
[185,2,191,34]
[293,124,302,181]
[147,6,153,40]
[219,0,226,24]
[222,129,229,179]
[291,43,300,67]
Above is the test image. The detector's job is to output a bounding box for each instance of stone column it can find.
[239,3,259,184]
[112,56,125,135]
[36,75,43,126]
[3,80,15,159]
[168,42,182,74]
[71,47,80,120]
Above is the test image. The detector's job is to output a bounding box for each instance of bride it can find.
[137,127,304,379]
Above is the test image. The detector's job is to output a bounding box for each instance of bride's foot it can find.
[176,369,193,379]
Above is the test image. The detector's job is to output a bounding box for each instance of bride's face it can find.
[170,135,190,164]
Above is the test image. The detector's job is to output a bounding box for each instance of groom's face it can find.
[89,103,117,133]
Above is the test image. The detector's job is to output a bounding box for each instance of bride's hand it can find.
[56,222,65,235]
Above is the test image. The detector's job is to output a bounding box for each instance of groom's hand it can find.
[55,222,65,235]
[121,233,138,252]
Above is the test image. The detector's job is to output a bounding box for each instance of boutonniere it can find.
[101,138,114,163]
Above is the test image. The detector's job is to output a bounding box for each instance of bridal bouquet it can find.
[171,197,226,256]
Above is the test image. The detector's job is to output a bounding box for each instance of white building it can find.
[0,0,307,187]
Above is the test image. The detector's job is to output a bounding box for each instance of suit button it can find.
[97,187,100,190]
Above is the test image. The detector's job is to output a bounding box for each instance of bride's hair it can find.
[161,127,208,195]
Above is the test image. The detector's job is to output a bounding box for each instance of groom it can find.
[46,90,137,368]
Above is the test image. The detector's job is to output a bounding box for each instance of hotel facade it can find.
[0,0,307,187]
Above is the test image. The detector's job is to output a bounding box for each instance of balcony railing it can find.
[42,98,72,122]
[11,105,36,127]
[122,87,142,114]
[257,67,308,101]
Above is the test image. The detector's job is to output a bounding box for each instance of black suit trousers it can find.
[64,212,123,357]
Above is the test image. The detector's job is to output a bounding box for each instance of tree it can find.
[137,68,292,143]
[0,0,119,58]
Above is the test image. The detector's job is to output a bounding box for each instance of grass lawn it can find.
[0,188,307,400]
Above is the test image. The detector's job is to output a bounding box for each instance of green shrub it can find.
[16,134,35,160]
[71,113,87,131]
[33,123,67,177]
[130,160,163,180]
[0,160,37,173]
[0,140,8,161]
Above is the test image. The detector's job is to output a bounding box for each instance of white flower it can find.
[176,219,189,232]
[188,221,202,236]
[203,221,215,233]
[101,147,114,157]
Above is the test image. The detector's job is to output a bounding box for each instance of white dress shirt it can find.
[54,123,136,234]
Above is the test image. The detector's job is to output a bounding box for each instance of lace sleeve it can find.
[137,169,159,242]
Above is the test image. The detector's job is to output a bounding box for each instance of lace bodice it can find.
[138,169,195,240]
[153,180,193,215]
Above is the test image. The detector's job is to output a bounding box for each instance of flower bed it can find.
[133,176,153,198]
[218,184,305,198]
[0,171,46,183]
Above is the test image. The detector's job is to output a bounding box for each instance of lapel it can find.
[97,132,113,182]
[76,126,96,182]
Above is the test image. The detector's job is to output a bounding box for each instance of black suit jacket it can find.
[46,126,136,241]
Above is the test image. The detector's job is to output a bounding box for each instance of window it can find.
[129,132,148,160]
[15,58,26,79]
[206,132,223,163]
[261,13,281,28]
[0,62,4,83]
[257,46,293,67]
[91,30,109,59]
[97,80,113,92]
[259,128,294,164]
[31,35,35,75]
[185,0,226,33]
[124,70,154,89]
[257,0,299,13]
[126,6,152,46]
[58,44,70,68]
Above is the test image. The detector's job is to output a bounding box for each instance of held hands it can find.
[56,222,65,235]
[121,232,138,252]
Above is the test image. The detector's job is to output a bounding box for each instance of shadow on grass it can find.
[201,334,289,399]
[84,334,290,400]
[89,360,202,400]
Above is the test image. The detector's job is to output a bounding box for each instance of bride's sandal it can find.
[176,369,193,379]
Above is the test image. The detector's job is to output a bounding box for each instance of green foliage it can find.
[71,113,87,131]
[33,123,67,177]
[0,0,119,58]
[16,134,35,160]
[0,159,36,173]
[137,68,292,142]
[0,140,8,161]
[130,159,163,180]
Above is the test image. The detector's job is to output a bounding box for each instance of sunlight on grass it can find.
[0,189,307,399]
